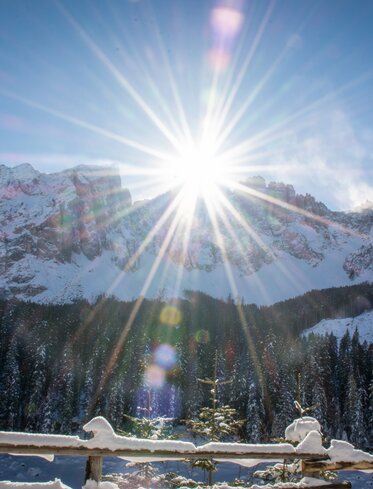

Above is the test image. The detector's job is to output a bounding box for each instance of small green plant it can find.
[109,414,177,487]
[186,355,244,485]
[119,413,177,440]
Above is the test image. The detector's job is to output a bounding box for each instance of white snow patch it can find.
[302,310,373,343]
[0,433,81,449]
[0,417,194,456]
[285,417,321,443]
[327,439,373,463]
[296,431,326,455]
[220,458,278,468]
[82,480,119,489]
[249,477,330,488]
[0,479,71,489]
[9,454,54,462]
[82,417,195,453]
[196,442,296,454]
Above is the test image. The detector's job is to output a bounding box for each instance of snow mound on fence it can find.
[82,480,119,489]
[327,439,373,463]
[83,417,195,452]
[0,479,71,489]
[285,417,321,443]
[197,442,295,454]
[1,415,372,468]
[296,431,325,455]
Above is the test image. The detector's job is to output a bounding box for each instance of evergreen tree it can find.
[338,330,352,423]
[80,358,95,422]
[271,373,294,438]
[325,334,340,438]
[56,349,76,433]
[186,361,244,485]
[39,385,57,433]
[0,338,21,429]
[26,345,47,431]
[368,379,373,447]
[118,413,176,481]
[345,372,366,446]
[246,375,265,442]
[107,376,126,429]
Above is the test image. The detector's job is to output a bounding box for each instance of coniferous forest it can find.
[0,282,372,449]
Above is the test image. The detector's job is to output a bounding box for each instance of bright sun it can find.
[168,142,226,211]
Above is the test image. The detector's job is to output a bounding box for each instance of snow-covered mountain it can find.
[0,163,372,304]
[302,310,373,343]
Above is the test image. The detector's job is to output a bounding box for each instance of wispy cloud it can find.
[259,106,373,210]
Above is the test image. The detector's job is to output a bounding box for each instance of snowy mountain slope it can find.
[302,310,373,343]
[0,163,372,305]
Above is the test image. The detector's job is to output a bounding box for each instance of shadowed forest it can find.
[0,282,372,449]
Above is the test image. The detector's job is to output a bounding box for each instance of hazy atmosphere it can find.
[0,2,372,489]
[1,0,373,208]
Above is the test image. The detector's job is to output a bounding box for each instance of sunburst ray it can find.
[90,189,192,405]
[57,2,187,155]
[203,195,266,395]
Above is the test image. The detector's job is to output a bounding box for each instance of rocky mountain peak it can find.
[0,162,40,185]
[0,164,371,304]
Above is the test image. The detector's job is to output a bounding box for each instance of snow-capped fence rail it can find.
[0,417,372,488]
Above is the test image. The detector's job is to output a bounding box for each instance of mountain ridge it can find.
[0,163,372,304]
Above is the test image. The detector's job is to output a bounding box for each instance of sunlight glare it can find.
[168,140,226,212]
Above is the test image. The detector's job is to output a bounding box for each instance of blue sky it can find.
[0,0,372,209]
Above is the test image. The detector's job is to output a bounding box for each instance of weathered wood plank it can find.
[255,483,351,489]
[317,482,351,489]
[0,444,328,460]
[303,460,373,472]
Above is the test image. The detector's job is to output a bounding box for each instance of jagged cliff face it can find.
[0,164,372,304]
[0,164,131,297]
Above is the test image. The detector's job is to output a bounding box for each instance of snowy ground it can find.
[302,310,373,343]
[0,455,371,489]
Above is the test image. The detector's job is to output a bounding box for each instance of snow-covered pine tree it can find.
[368,379,373,447]
[56,348,76,433]
[345,371,366,446]
[229,351,249,415]
[338,329,352,426]
[325,333,340,438]
[270,372,294,438]
[0,338,21,429]
[121,413,176,440]
[246,373,265,442]
[188,379,244,442]
[25,344,47,431]
[80,358,95,422]
[186,356,244,485]
[116,412,176,482]
[262,330,294,438]
[39,385,56,433]
[107,375,127,429]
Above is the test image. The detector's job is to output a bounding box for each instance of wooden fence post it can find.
[85,455,103,483]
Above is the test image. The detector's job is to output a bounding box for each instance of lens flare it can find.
[160,305,182,326]
[211,6,244,40]
[195,329,210,344]
[208,2,244,71]
[154,343,177,370]
[144,364,166,389]
[208,48,231,72]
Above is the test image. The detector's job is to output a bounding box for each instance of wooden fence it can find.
[0,422,373,489]
[0,440,372,488]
